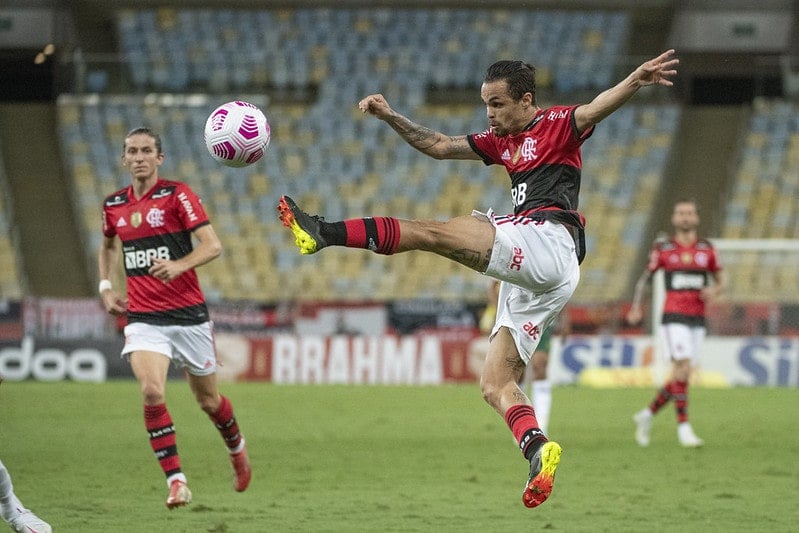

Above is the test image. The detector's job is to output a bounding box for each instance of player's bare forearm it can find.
[97,237,120,281]
[630,271,651,309]
[384,114,477,160]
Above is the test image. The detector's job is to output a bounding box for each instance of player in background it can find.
[278,50,679,507]
[627,199,725,447]
[98,128,251,509]
[0,377,52,533]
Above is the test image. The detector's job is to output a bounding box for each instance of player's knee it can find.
[480,379,510,411]
[140,384,165,405]
[480,378,497,407]
[196,393,221,414]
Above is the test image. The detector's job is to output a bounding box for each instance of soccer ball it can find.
[204,101,271,168]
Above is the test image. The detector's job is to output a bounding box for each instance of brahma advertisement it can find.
[1,298,796,386]
[1,333,797,387]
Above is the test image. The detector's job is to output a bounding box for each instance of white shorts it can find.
[478,211,580,364]
[660,322,706,364]
[122,321,218,376]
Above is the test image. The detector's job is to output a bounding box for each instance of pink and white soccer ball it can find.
[204,101,270,168]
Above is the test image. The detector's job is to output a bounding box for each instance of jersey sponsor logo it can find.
[509,246,525,271]
[151,187,174,199]
[116,217,127,227]
[178,191,198,222]
[105,194,127,207]
[547,109,569,121]
[670,271,705,290]
[523,321,540,340]
[511,183,528,207]
[124,245,170,269]
[146,207,165,228]
[131,211,142,228]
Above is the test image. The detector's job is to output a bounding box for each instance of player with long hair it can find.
[98,128,251,508]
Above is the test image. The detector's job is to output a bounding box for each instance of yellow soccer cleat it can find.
[277,195,327,255]
[522,440,562,508]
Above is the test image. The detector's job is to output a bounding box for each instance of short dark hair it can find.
[124,127,162,154]
[674,198,698,210]
[484,60,536,102]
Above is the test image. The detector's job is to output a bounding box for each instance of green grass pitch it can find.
[2,381,797,532]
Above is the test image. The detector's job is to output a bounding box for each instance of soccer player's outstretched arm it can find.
[358,93,479,161]
[574,49,679,134]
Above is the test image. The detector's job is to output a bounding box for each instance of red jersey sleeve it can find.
[173,183,210,232]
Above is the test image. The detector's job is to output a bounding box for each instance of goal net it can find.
[705,239,799,336]
[650,239,799,338]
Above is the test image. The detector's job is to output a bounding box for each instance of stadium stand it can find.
[56,7,688,304]
[719,97,799,302]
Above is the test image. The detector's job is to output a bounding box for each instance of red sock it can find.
[671,380,688,423]
[649,381,674,414]
[144,403,182,479]
[504,404,546,459]
[343,217,401,255]
[209,395,243,452]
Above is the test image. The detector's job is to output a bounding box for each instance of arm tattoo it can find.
[511,389,529,404]
[448,248,492,272]
[387,115,443,152]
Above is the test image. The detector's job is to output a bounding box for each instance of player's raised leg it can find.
[277,195,496,273]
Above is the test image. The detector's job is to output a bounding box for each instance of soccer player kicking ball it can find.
[278,50,680,507]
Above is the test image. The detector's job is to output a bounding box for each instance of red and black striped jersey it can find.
[647,237,723,325]
[467,105,593,215]
[102,179,211,325]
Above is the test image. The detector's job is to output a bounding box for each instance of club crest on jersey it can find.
[512,138,538,164]
[146,207,165,228]
[131,211,142,228]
